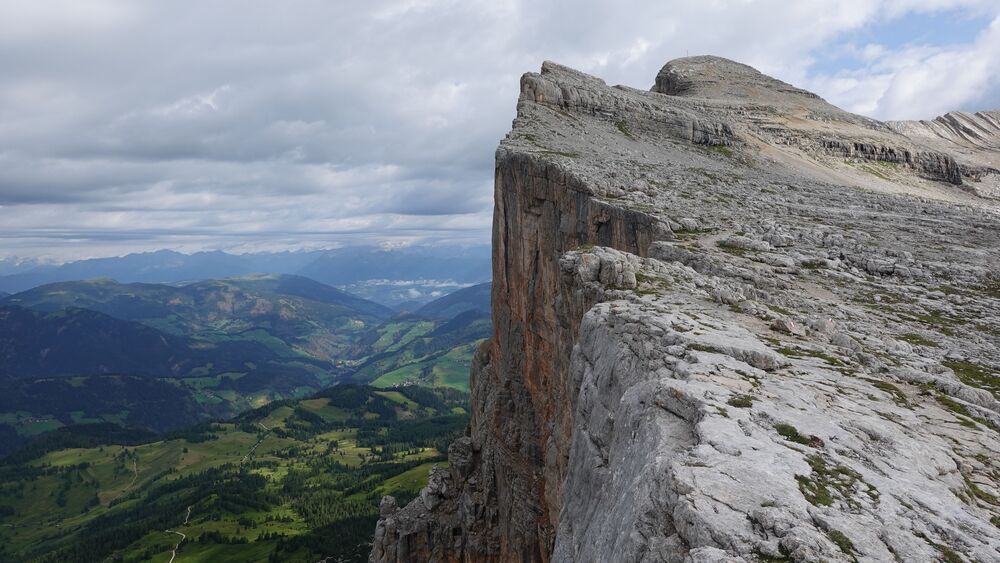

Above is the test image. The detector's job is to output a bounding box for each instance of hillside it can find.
[370,57,1000,562]
[414,282,490,320]
[0,305,280,380]
[0,278,489,459]
[1,275,392,362]
[347,311,490,391]
[0,385,467,563]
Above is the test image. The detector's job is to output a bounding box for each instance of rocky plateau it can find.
[370,56,1000,562]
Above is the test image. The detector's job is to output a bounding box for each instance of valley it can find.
[0,277,489,457]
[0,385,468,563]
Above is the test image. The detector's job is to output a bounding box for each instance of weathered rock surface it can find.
[889,111,1000,199]
[370,56,1000,562]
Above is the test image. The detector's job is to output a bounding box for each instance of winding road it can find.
[164,506,192,563]
[160,425,268,561]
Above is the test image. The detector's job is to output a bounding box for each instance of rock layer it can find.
[371,56,1000,563]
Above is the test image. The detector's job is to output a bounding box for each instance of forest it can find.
[0,384,468,563]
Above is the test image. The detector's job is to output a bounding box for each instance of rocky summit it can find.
[370,56,1000,562]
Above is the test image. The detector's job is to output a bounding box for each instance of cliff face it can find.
[371,57,1000,562]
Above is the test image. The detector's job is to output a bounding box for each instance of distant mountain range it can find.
[0,246,490,306]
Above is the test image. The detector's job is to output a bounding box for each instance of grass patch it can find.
[705,144,733,157]
[897,332,939,348]
[982,278,1000,299]
[827,529,855,558]
[633,272,671,296]
[865,379,910,407]
[768,304,793,316]
[776,347,845,367]
[964,476,998,505]
[935,394,973,418]
[727,394,755,409]
[688,342,726,355]
[859,163,892,180]
[915,532,963,563]
[754,549,792,562]
[795,454,877,509]
[897,309,966,336]
[774,423,823,448]
[715,241,746,256]
[943,360,999,400]
[933,393,998,432]
[614,119,636,140]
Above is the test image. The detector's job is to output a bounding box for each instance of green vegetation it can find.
[633,273,671,296]
[614,120,636,140]
[353,312,489,392]
[934,393,979,429]
[893,308,967,336]
[715,240,747,256]
[774,423,823,448]
[705,144,733,157]
[897,332,938,348]
[754,549,792,562]
[727,394,755,409]
[961,475,997,505]
[982,277,1000,299]
[795,454,877,509]
[943,360,1000,400]
[775,346,845,367]
[826,529,855,558]
[859,163,892,180]
[688,342,727,355]
[865,379,910,407]
[1,280,488,455]
[933,392,998,432]
[0,385,467,563]
[915,532,963,563]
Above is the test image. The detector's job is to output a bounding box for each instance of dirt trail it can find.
[164,506,191,563]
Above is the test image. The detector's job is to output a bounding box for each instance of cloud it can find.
[0,0,997,260]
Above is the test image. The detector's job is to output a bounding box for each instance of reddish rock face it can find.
[369,148,665,563]
[477,152,663,559]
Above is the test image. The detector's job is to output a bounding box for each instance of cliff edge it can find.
[370,56,1000,562]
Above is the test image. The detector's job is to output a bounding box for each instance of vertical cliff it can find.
[371,57,1000,562]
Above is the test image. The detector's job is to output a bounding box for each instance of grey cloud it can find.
[0,0,997,261]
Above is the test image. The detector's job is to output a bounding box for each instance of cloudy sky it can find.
[1,0,999,261]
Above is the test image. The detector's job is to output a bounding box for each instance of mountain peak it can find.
[652,55,827,107]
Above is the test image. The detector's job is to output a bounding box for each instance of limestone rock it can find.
[370,56,1000,563]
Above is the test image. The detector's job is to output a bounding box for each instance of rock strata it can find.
[370,56,1000,563]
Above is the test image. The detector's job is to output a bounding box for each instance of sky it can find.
[1,0,999,262]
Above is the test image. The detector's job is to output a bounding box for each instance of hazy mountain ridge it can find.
[0,246,491,305]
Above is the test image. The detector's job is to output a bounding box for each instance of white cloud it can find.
[0,0,997,260]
